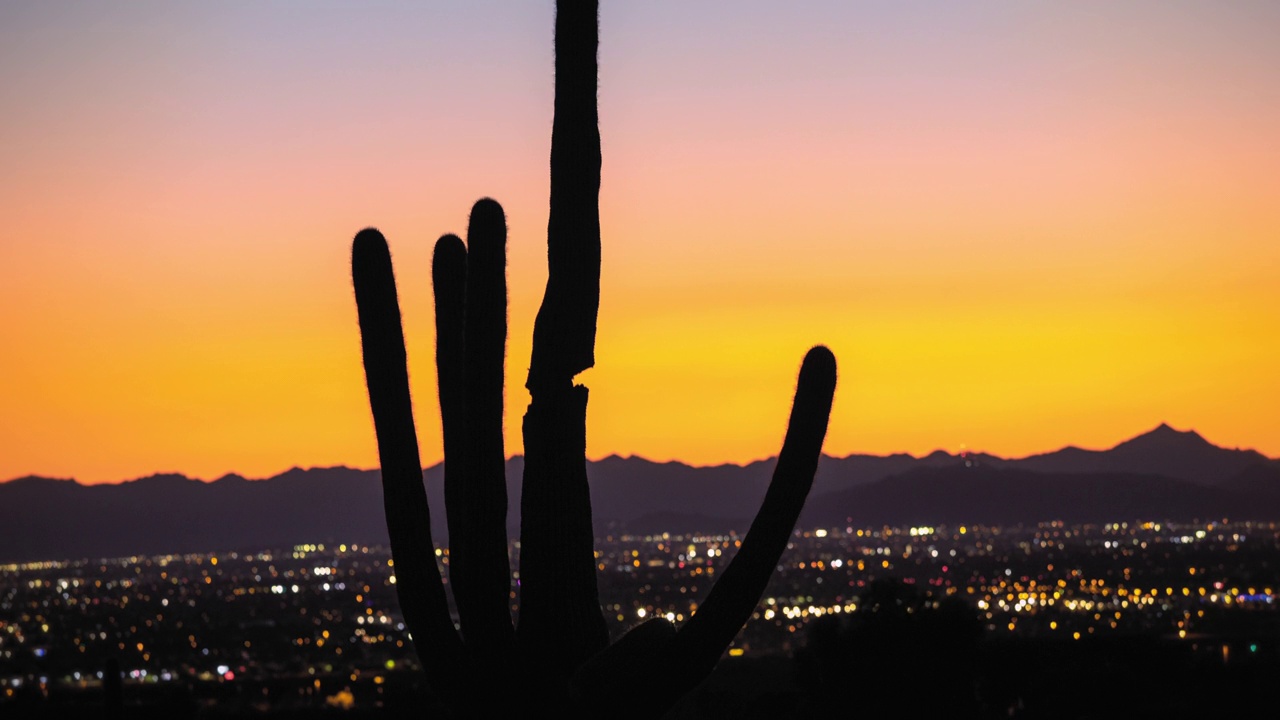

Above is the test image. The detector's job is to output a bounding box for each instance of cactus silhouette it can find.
[351,2,836,717]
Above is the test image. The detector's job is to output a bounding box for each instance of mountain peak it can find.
[1153,422,1192,436]
[1123,423,1209,449]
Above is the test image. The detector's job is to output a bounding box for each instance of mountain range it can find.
[2,424,1278,563]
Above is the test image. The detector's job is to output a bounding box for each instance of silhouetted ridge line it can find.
[6,422,1272,489]
[1010,422,1270,484]
[7,452,1280,564]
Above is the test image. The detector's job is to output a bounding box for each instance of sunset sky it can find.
[3,2,1278,484]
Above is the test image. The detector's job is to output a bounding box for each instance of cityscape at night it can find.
[4,519,1279,717]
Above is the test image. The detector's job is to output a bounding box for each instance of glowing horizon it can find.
[3,2,1278,484]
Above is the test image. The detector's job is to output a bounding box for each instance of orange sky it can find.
[2,3,1278,484]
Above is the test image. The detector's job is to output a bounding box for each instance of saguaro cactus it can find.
[351,2,837,717]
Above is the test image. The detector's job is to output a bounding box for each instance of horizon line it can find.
[5,422,1272,487]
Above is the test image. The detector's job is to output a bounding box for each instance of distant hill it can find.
[798,464,1280,529]
[1006,423,1271,484]
[0,468,390,563]
[1,424,1276,562]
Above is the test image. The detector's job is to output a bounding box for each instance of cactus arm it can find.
[456,199,515,652]
[571,349,837,719]
[661,346,837,701]
[433,233,467,567]
[352,227,465,692]
[517,0,610,677]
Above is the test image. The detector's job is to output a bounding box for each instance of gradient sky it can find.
[3,1,1278,484]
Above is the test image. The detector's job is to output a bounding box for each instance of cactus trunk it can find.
[516,0,610,679]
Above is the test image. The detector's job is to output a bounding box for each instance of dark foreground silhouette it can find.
[351,2,835,717]
[793,579,984,718]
